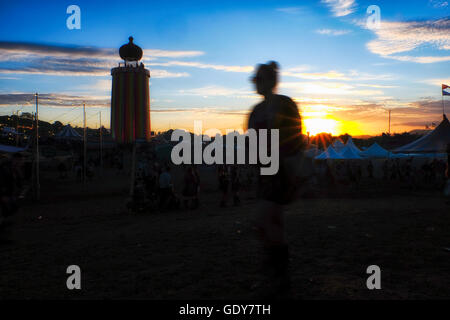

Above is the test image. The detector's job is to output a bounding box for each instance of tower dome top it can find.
[119,36,143,61]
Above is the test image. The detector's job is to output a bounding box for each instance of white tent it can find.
[55,125,82,140]
[304,145,322,158]
[394,114,450,153]
[315,146,344,160]
[332,139,345,153]
[0,144,26,153]
[345,137,361,154]
[360,142,391,158]
[340,145,362,159]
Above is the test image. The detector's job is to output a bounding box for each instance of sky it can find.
[0,0,449,136]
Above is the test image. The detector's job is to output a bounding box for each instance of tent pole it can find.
[99,111,103,177]
[15,109,19,146]
[443,94,445,116]
[83,103,87,185]
[35,93,40,201]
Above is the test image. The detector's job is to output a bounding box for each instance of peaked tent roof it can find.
[340,145,362,159]
[315,146,344,160]
[55,125,82,140]
[304,145,322,158]
[360,142,391,158]
[345,137,361,153]
[394,114,450,153]
[332,139,345,153]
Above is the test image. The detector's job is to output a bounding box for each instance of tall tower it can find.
[111,36,151,144]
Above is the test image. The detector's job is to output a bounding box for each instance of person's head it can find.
[252,61,279,96]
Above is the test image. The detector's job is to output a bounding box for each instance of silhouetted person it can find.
[218,164,230,207]
[183,165,200,209]
[158,165,172,211]
[230,165,241,206]
[248,61,303,298]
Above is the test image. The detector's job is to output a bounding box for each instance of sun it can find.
[303,118,338,136]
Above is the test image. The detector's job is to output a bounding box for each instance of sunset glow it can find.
[303,118,338,136]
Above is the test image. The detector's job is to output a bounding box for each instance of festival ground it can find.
[0,167,449,300]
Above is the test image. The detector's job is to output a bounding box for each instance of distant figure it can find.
[183,165,200,209]
[218,164,230,207]
[158,165,172,211]
[247,61,303,298]
[230,165,241,206]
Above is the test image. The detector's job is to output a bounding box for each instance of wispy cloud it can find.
[280,81,384,96]
[0,41,202,77]
[420,78,450,86]
[0,93,109,108]
[429,0,449,8]
[0,41,203,61]
[149,61,253,73]
[322,0,356,17]
[178,85,256,99]
[282,68,396,81]
[316,28,351,36]
[366,18,450,63]
[282,70,350,80]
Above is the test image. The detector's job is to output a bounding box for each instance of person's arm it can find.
[280,98,303,156]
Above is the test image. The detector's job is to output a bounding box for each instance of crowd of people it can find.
[130,155,257,213]
[311,156,448,192]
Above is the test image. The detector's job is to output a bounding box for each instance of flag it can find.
[443,84,450,96]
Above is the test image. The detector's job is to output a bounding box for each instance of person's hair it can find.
[255,61,279,90]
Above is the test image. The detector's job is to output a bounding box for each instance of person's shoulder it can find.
[275,94,296,104]
[276,94,299,114]
[248,101,265,122]
[250,100,265,113]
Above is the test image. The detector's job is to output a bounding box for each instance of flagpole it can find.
[443,94,445,116]
[99,111,103,177]
[83,103,87,184]
[35,93,40,201]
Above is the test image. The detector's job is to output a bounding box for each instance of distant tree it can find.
[310,133,333,149]
[338,133,350,143]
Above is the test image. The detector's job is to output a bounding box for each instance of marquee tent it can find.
[55,125,82,141]
[304,145,322,158]
[394,115,450,153]
[340,145,362,159]
[315,146,344,160]
[360,143,391,158]
[345,137,362,154]
[332,139,345,153]
[0,144,26,153]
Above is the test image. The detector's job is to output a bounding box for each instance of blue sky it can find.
[0,0,449,135]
